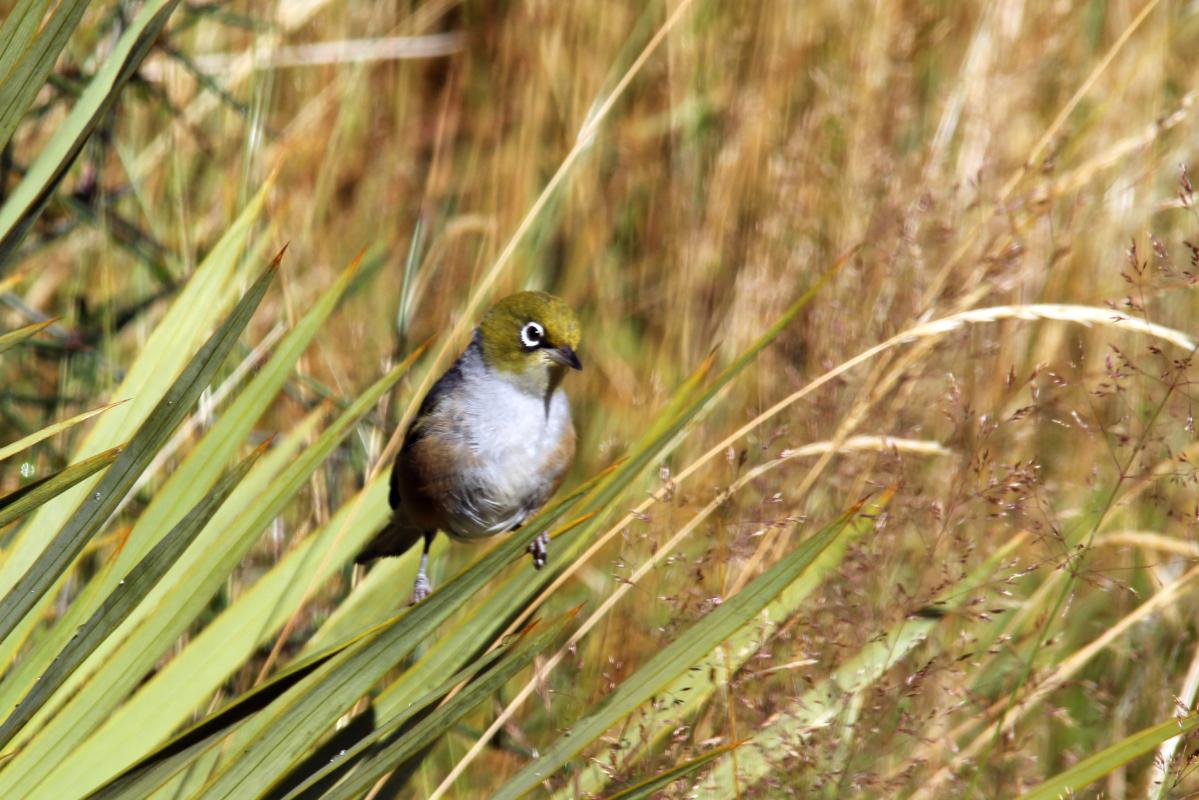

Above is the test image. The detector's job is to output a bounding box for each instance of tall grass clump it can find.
[2,1,1199,798]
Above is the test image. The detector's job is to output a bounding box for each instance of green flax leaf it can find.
[0,446,265,751]
[0,318,53,355]
[0,0,90,151]
[490,501,864,800]
[1018,713,1199,800]
[0,402,125,464]
[0,446,122,530]
[312,615,573,800]
[0,0,182,272]
[0,252,277,648]
[29,353,420,800]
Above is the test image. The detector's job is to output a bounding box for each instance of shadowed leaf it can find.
[285,615,572,800]
[1018,713,1199,800]
[0,445,266,752]
[0,446,122,530]
[0,318,54,356]
[0,252,278,647]
[0,401,126,463]
[0,0,90,152]
[491,500,866,800]
[0,0,182,273]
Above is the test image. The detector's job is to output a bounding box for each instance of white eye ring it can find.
[520,321,544,349]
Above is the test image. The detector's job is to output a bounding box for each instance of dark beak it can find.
[547,345,582,370]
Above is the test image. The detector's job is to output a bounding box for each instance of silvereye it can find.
[357,291,582,604]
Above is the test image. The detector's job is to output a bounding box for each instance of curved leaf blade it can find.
[310,614,573,800]
[60,473,391,791]
[604,743,743,800]
[0,182,270,614]
[0,0,182,272]
[0,0,90,151]
[26,352,420,799]
[279,623,542,799]
[691,533,1031,798]
[191,512,592,800]
[0,186,272,714]
[1017,713,1199,800]
[5,411,323,800]
[0,0,52,83]
[0,252,277,648]
[490,501,865,800]
[562,491,893,800]
[0,318,53,356]
[0,401,125,464]
[0,446,121,530]
[0,445,265,752]
[84,640,364,800]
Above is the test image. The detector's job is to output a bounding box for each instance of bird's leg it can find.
[528,530,549,570]
[410,531,435,605]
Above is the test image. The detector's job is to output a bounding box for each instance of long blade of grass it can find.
[10,369,412,800]
[85,586,520,800]
[189,511,593,800]
[0,252,277,647]
[62,474,391,789]
[0,183,270,670]
[691,532,1031,798]
[0,0,51,83]
[604,743,743,800]
[0,446,122,530]
[287,615,572,800]
[19,356,416,799]
[109,251,364,579]
[1017,713,1199,800]
[6,411,324,800]
[0,0,90,152]
[562,488,894,800]
[0,251,367,725]
[0,317,53,355]
[275,622,523,800]
[489,501,865,800]
[0,0,182,272]
[0,401,125,463]
[83,629,378,800]
[0,445,265,751]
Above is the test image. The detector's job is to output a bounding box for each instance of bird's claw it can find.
[410,572,432,605]
[528,531,549,570]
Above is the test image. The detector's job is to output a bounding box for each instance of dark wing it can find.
[388,348,470,511]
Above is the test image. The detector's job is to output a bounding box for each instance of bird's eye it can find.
[519,321,545,350]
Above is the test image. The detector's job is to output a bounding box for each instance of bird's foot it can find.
[527,531,549,570]
[410,571,432,605]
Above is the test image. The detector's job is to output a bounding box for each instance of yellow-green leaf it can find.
[0,446,121,530]
[491,502,864,800]
[0,0,182,271]
[0,401,125,463]
[1018,713,1199,800]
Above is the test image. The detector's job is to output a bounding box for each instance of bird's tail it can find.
[355,513,428,564]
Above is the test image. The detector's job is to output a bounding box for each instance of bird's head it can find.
[478,291,582,392]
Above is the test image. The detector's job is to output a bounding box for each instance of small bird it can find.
[357,291,582,604]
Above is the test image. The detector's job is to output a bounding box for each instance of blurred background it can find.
[5,0,1199,797]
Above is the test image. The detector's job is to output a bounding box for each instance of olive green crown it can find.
[478,291,580,374]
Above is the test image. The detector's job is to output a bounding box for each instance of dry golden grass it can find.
[8,0,1199,797]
